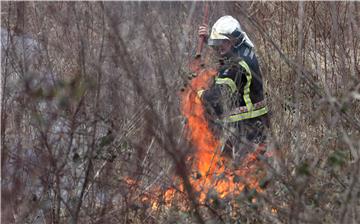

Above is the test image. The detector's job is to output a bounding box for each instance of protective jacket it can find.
[201,42,269,152]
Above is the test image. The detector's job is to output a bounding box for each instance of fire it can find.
[271,207,278,214]
[181,68,219,177]
[178,68,267,203]
[122,68,268,211]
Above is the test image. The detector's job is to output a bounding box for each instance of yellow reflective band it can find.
[223,106,268,123]
[238,60,254,111]
[215,77,237,94]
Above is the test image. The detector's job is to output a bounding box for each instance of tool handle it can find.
[195,3,209,57]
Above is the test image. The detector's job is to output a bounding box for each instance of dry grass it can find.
[1,2,359,223]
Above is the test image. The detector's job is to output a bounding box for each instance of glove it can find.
[195,89,205,104]
[198,24,209,38]
[197,89,205,98]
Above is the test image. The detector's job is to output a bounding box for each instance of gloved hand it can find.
[198,24,209,39]
[195,89,205,104]
[197,89,205,98]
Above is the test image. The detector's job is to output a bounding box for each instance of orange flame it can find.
[181,68,219,177]
[123,68,268,211]
[179,68,267,203]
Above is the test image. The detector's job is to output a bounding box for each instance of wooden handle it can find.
[195,3,209,57]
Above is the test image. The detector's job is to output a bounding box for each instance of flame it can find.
[178,68,267,203]
[122,68,268,211]
[180,68,219,177]
[271,207,278,214]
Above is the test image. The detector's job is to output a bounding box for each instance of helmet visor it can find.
[208,38,227,46]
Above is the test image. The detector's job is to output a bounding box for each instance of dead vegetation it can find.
[1,2,359,223]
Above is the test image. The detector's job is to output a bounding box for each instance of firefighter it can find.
[197,15,270,160]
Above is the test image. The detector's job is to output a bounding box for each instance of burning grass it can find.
[149,69,268,209]
[125,68,269,212]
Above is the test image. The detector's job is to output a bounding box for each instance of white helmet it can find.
[208,15,243,46]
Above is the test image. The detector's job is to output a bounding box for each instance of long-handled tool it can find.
[189,3,209,73]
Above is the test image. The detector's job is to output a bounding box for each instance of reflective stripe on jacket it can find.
[214,59,268,123]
